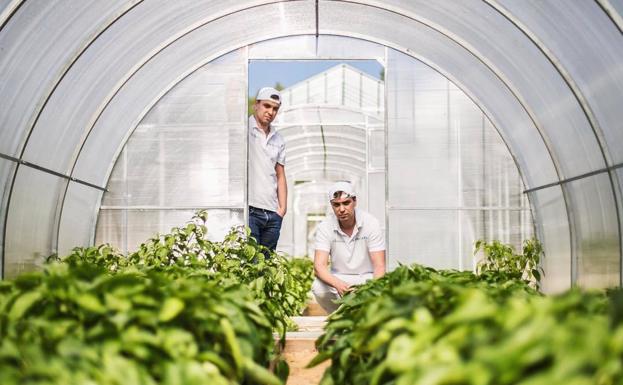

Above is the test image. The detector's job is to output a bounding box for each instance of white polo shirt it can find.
[248,116,286,212]
[315,208,385,275]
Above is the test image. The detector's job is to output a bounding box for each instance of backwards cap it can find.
[256,87,281,105]
[328,181,356,201]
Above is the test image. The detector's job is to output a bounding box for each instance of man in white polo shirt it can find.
[312,181,386,313]
[248,86,287,251]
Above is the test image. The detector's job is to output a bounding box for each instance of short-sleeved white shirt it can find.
[248,116,286,212]
[315,208,385,275]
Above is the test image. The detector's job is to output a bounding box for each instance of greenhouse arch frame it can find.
[1,1,622,292]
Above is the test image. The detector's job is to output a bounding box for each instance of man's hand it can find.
[315,249,353,296]
[332,279,352,297]
[277,207,286,218]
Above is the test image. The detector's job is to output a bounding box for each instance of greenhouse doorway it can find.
[248,59,387,258]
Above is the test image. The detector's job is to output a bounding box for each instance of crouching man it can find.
[312,181,386,313]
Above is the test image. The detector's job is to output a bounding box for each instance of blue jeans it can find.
[248,206,283,251]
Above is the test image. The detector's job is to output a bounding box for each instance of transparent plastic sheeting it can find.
[275,106,383,127]
[0,157,15,273]
[288,146,364,163]
[7,1,313,180]
[103,124,244,207]
[320,1,558,188]
[71,2,314,187]
[96,209,243,255]
[569,174,620,288]
[0,0,132,158]
[369,130,385,169]
[387,50,533,272]
[495,0,623,164]
[58,183,103,255]
[387,208,531,271]
[368,171,386,228]
[0,1,620,288]
[94,49,248,254]
[353,0,608,177]
[279,126,368,145]
[279,64,384,113]
[610,1,623,26]
[619,168,623,276]
[248,34,386,61]
[282,181,339,257]
[275,94,378,180]
[529,187,572,293]
[0,0,21,25]
[5,168,68,278]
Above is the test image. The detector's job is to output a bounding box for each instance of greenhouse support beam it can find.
[523,162,623,194]
[99,205,243,211]
[0,153,107,192]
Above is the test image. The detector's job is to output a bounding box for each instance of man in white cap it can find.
[312,181,386,313]
[248,86,287,252]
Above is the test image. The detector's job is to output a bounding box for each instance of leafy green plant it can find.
[18,210,318,385]
[311,261,621,385]
[53,211,315,337]
[285,257,314,315]
[310,264,536,385]
[475,238,544,289]
[0,262,283,385]
[361,288,618,385]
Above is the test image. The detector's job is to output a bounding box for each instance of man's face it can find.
[254,99,280,127]
[331,196,357,224]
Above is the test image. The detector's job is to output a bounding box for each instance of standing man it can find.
[248,86,287,251]
[312,181,386,313]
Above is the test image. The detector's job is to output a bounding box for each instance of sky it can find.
[248,60,384,97]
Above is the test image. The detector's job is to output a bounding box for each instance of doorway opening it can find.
[248,59,386,257]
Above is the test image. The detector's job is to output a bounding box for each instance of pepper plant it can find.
[475,238,544,289]
[0,262,283,385]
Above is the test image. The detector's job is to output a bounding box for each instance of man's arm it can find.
[314,249,351,296]
[275,163,287,217]
[369,250,386,279]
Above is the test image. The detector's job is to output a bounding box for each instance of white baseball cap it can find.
[328,181,356,201]
[256,87,282,105]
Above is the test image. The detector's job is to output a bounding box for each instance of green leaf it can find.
[243,358,283,385]
[220,318,243,377]
[274,359,290,383]
[75,293,106,314]
[9,290,42,320]
[307,351,332,368]
[159,297,185,322]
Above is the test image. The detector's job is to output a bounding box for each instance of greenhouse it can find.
[1,1,622,384]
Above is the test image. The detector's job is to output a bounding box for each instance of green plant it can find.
[0,262,282,385]
[311,261,621,385]
[310,264,536,385]
[2,209,322,385]
[285,257,314,315]
[475,238,544,289]
[55,211,315,338]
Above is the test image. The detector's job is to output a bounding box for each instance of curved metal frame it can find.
[485,0,622,285]
[0,0,24,31]
[0,0,619,287]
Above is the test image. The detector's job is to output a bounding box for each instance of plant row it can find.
[58,211,314,335]
[0,211,315,385]
[311,241,623,385]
